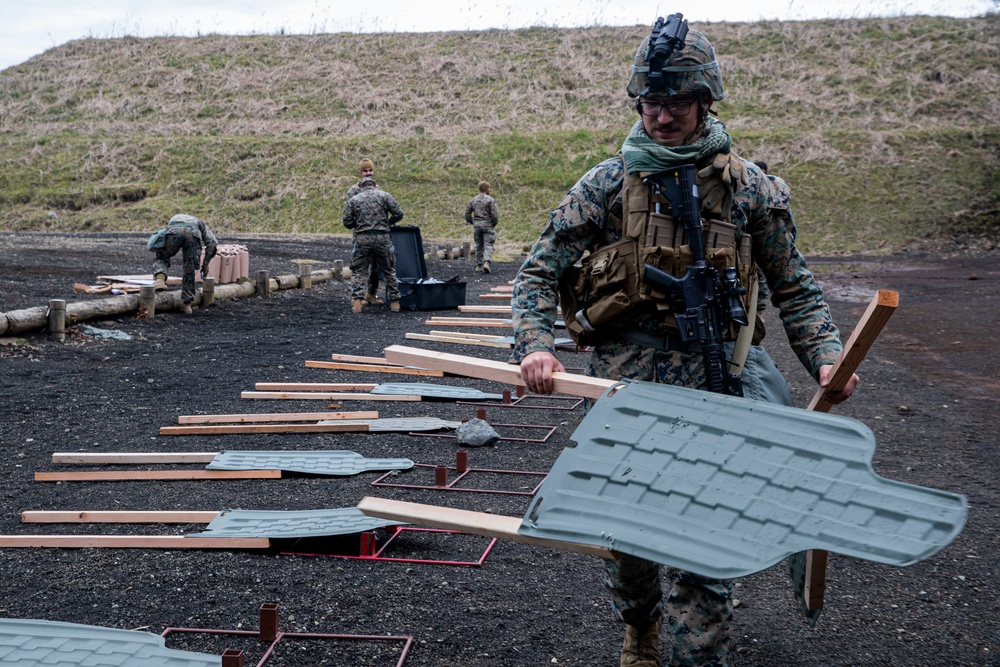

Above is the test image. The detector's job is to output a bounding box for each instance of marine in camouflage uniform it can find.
[342,178,404,311]
[511,18,858,667]
[465,181,500,272]
[346,158,383,300]
[150,214,218,307]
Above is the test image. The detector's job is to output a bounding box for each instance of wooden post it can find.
[333,259,344,282]
[139,286,156,319]
[47,299,65,341]
[200,277,215,309]
[462,241,471,258]
[255,270,270,298]
[299,263,313,289]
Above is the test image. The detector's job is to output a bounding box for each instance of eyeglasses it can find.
[637,98,694,117]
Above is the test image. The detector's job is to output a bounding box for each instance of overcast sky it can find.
[1,0,993,71]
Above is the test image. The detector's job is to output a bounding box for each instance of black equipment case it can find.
[387,225,467,310]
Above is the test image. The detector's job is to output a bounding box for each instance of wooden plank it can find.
[424,317,511,328]
[383,345,615,399]
[330,353,403,366]
[807,289,899,412]
[304,360,445,377]
[52,452,218,464]
[459,305,513,313]
[0,535,270,549]
[253,383,377,392]
[489,286,514,293]
[479,293,513,300]
[241,390,421,401]
[404,333,509,348]
[35,470,283,481]
[159,422,371,435]
[802,289,899,613]
[428,330,508,340]
[357,497,614,560]
[22,511,219,524]
[178,410,378,424]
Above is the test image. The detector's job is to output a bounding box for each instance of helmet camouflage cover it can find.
[626,28,726,101]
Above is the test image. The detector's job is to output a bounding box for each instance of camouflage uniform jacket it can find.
[167,214,218,253]
[465,193,499,227]
[511,156,843,379]
[346,181,380,202]
[343,188,404,233]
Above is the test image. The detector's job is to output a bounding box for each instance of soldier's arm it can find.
[465,199,474,224]
[342,200,357,229]
[747,166,842,378]
[386,195,404,225]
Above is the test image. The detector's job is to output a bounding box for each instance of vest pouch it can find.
[575,239,636,304]
[703,218,736,251]
[645,212,682,248]
[146,228,169,251]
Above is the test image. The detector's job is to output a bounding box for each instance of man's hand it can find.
[818,364,860,404]
[519,351,565,395]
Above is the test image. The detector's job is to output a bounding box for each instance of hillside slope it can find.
[0,16,997,252]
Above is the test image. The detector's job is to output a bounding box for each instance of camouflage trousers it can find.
[472,221,496,266]
[350,233,399,301]
[152,228,215,304]
[591,340,794,667]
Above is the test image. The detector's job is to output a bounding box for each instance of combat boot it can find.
[620,615,662,667]
[365,292,384,305]
[351,299,364,313]
[154,273,167,289]
[181,303,193,315]
[390,300,401,313]
[482,261,491,274]
[475,264,483,273]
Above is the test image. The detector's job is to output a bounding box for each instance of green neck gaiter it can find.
[620,116,732,174]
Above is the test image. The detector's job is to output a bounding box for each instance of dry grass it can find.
[0,16,997,252]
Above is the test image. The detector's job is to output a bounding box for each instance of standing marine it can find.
[465,180,500,273]
[147,214,218,315]
[510,14,859,667]
[346,158,384,303]
[343,178,404,313]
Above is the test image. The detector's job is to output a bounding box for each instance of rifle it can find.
[642,164,747,396]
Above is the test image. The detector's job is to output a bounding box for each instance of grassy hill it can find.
[0,15,997,254]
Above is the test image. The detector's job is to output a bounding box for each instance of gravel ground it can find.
[0,231,997,666]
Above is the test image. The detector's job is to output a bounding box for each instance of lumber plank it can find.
[479,293,513,299]
[357,497,614,560]
[253,383,377,392]
[52,452,218,464]
[802,289,899,613]
[404,333,508,348]
[35,470,283,481]
[304,360,445,377]
[0,535,270,549]
[178,410,378,424]
[241,390,421,401]
[459,305,513,313]
[22,511,219,524]
[424,317,511,327]
[383,345,615,399]
[330,353,403,366]
[428,330,509,340]
[159,422,371,435]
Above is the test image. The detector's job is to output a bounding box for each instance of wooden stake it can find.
[159,422,372,435]
[22,510,220,523]
[52,452,218,464]
[201,277,215,309]
[801,289,899,613]
[0,535,270,549]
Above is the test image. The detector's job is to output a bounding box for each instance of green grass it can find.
[0,16,996,252]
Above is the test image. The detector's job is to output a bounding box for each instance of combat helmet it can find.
[626,15,725,101]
